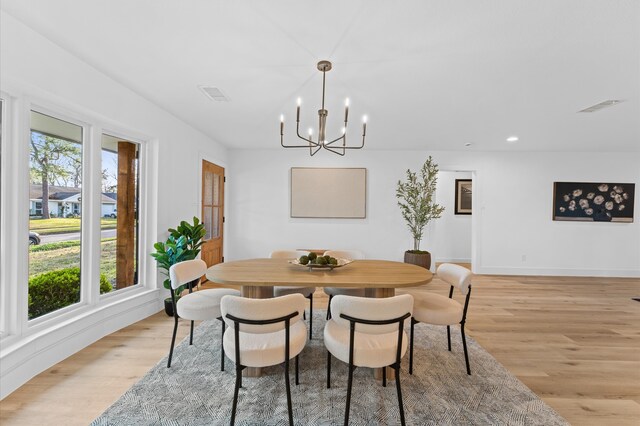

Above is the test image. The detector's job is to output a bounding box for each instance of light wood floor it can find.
[1,274,639,425]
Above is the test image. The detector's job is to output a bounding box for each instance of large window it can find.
[100,134,140,292]
[28,111,84,320]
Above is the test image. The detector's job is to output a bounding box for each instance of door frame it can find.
[431,165,479,274]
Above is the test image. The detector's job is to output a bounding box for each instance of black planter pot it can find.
[164,298,176,316]
[404,250,431,270]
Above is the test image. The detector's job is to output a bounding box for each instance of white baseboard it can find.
[0,290,163,399]
[475,265,640,278]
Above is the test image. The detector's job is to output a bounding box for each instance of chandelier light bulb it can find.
[280,114,284,122]
[345,98,350,107]
[297,97,301,106]
[308,128,313,136]
[363,115,368,123]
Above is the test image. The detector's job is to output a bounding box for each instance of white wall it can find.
[433,171,472,263]
[0,11,227,398]
[227,149,639,277]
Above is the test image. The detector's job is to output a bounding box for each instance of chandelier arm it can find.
[296,121,320,146]
[324,134,346,146]
[281,121,319,148]
[310,143,323,156]
[339,129,366,149]
[322,145,346,156]
[281,135,319,148]
[339,135,365,149]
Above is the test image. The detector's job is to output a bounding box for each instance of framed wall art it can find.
[553,182,635,222]
[290,167,367,218]
[455,179,472,215]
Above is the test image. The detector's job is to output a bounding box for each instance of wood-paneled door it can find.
[201,160,224,272]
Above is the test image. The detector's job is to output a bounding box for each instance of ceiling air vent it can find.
[199,86,230,102]
[578,100,623,113]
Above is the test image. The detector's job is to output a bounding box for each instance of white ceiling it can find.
[2,0,639,152]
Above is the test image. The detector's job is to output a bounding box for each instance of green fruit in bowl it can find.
[308,252,318,260]
[324,255,331,262]
[329,257,338,265]
[299,255,309,265]
[316,256,328,265]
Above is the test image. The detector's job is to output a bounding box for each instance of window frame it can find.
[0,92,10,338]
[0,95,153,338]
[98,129,148,299]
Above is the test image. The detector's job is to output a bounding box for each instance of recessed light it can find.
[506,136,519,142]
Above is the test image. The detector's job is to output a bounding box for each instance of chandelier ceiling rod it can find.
[280,60,367,156]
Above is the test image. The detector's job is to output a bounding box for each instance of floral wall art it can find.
[553,182,635,222]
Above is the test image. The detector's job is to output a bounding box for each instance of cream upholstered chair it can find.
[221,293,307,426]
[408,263,474,375]
[167,259,240,368]
[324,294,414,426]
[271,250,317,338]
[322,250,366,320]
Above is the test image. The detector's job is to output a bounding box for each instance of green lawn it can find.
[29,238,118,289]
[29,217,117,235]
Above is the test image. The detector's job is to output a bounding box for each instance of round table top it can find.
[205,258,433,288]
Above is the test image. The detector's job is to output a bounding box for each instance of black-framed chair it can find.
[322,250,366,320]
[221,293,308,426]
[167,259,240,369]
[408,263,474,375]
[324,294,414,426]
[271,250,316,338]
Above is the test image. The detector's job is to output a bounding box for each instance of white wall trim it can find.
[475,266,640,278]
[0,290,162,399]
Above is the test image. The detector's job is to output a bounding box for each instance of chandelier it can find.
[280,60,367,156]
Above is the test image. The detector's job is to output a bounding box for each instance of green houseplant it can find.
[151,217,206,316]
[396,156,445,269]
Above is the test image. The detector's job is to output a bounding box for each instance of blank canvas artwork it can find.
[290,168,367,218]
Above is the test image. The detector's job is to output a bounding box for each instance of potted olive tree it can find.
[151,217,206,316]
[396,156,445,269]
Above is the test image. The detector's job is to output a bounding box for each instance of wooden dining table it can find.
[206,258,433,378]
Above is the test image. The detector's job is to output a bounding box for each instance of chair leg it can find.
[447,325,452,351]
[383,365,387,387]
[167,315,179,368]
[284,357,293,426]
[394,365,407,426]
[409,318,416,375]
[461,324,471,375]
[326,350,331,388]
[326,295,333,320]
[190,320,194,345]
[308,293,313,339]
[295,354,300,385]
[231,365,241,425]
[344,363,354,426]
[220,319,226,371]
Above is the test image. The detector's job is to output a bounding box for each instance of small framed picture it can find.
[455,179,472,215]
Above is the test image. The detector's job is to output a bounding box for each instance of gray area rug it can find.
[92,311,568,425]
